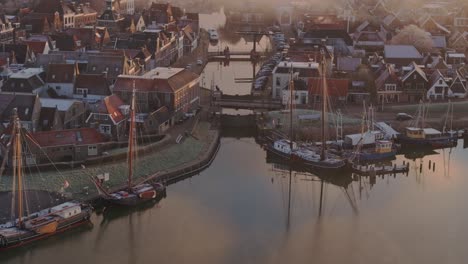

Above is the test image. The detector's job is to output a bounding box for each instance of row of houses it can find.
[269,0,468,106]
[0,1,204,165]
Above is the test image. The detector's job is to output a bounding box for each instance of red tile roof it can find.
[30,128,106,147]
[98,94,125,123]
[308,78,349,97]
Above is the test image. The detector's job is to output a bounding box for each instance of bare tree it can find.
[391,24,433,53]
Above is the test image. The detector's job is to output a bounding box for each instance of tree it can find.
[355,64,377,104]
[391,24,433,53]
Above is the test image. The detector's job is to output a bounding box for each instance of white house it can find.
[427,70,449,100]
[272,61,319,99]
[281,79,309,105]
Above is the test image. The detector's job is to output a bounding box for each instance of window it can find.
[52,74,56,80]
[439,79,443,85]
[99,124,111,134]
[276,77,281,86]
[413,74,417,80]
[77,88,88,97]
[385,84,396,91]
[56,86,61,90]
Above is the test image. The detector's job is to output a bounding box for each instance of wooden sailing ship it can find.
[92,88,165,206]
[266,61,346,172]
[0,109,92,250]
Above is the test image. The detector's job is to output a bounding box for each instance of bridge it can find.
[207,51,269,62]
[213,94,283,110]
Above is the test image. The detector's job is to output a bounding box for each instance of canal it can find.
[3,135,468,263]
[3,9,468,264]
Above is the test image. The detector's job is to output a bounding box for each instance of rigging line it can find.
[23,133,70,188]
[21,132,55,207]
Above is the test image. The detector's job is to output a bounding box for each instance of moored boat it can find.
[92,86,165,206]
[0,111,92,250]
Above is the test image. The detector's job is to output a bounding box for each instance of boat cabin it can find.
[50,202,82,219]
[375,140,393,153]
[405,127,442,139]
[274,139,297,154]
[344,130,384,147]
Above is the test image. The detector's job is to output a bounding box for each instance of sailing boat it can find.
[266,61,346,171]
[92,88,165,206]
[0,110,92,250]
[398,101,457,149]
[291,61,346,171]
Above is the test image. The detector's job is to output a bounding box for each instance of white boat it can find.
[209,30,219,41]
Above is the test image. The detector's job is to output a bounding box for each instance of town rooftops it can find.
[0,94,37,121]
[384,45,423,59]
[39,98,80,111]
[142,67,185,79]
[8,68,44,79]
[75,74,111,95]
[30,128,106,147]
[46,63,76,83]
[114,68,199,93]
[95,94,126,124]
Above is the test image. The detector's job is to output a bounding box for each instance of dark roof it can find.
[39,107,57,131]
[302,29,353,45]
[0,94,37,121]
[309,78,349,97]
[20,13,51,34]
[2,73,45,93]
[86,54,126,79]
[46,63,76,83]
[75,74,111,95]
[0,44,31,64]
[30,128,106,147]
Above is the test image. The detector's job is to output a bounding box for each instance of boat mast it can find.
[289,65,294,152]
[127,82,136,190]
[320,60,327,161]
[13,110,23,227]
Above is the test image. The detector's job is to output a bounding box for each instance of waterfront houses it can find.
[114,67,200,116]
[28,127,107,164]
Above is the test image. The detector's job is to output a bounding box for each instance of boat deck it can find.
[352,163,409,176]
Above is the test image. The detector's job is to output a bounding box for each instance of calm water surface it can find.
[2,137,468,263]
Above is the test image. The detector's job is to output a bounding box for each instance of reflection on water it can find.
[201,61,259,95]
[2,138,468,263]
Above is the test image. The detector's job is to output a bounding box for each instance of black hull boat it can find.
[92,87,166,207]
[265,142,347,173]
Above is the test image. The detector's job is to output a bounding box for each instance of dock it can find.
[351,163,409,176]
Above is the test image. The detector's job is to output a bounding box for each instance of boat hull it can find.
[0,207,92,251]
[398,135,457,149]
[265,144,347,173]
[354,150,397,162]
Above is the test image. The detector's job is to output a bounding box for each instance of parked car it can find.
[396,113,413,121]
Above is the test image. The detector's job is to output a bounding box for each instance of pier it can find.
[351,163,410,176]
